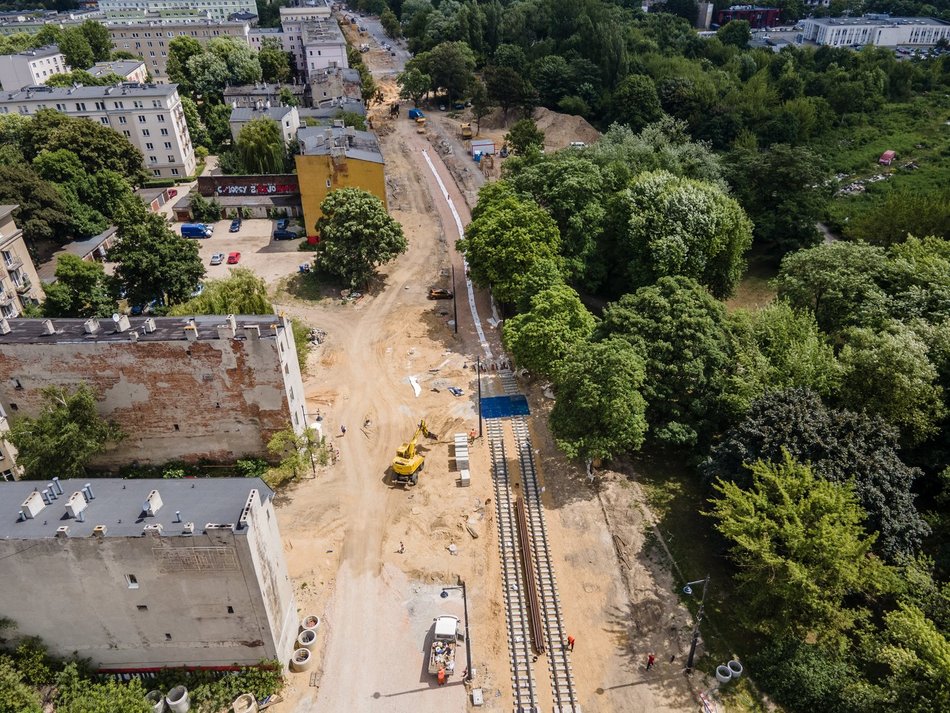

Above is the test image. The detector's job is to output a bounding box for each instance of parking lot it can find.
[188,218,311,285]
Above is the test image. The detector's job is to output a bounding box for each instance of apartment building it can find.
[230,104,300,144]
[98,0,257,22]
[0,83,195,178]
[224,81,309,108]
[0,44,70,91]
[107,18,252,81]
[0,205,44,320]
[0,314,307,468]
[0,478,298,670]
[802,16,950,47]
[256,6,346,82]
[88,58,148,83]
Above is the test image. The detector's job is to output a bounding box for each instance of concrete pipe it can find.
[300,615,321,633]
[231,693,259,713]
[165,685,191,713]
[146,690,166,713]
[297,628,318,651]
[727,660,743,678]
[715,665,733,684]
[290,647,315,672]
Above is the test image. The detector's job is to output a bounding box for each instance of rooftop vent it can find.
[42,319,56,335]
[184,322,198,342]
[83,317,100,334]
[55,525,69,538]
[143,523,163,536]
[243,323,260,340]
[143,317,156,333]
[21,491,45,519]
[92,525,107,538]
[204,523,235,532]
[143,489,163,515]
[182,522,195,534]
[65,491,87,518]
[113,313,131,332]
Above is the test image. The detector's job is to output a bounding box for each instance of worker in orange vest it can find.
[437,667,446,686]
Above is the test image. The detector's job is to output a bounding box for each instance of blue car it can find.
[229,218,241,233]
[276,218,289,230]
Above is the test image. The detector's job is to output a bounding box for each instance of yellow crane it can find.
[392,420,432,486]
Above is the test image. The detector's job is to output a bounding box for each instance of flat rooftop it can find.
[0,315,282,345]
[809,16,948,27]
[0,478,273,539]
[230,105,296,123]
[2,82,179,102]
[298,125,382,163]
[88,59,145,77]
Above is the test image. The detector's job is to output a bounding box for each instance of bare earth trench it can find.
[261,22,712,713]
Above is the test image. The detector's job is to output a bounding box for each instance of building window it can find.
[326,178,331,188]
[100,117,109,125]
[227,606,234,614]
[118,116,127,124]
[157,114,166,122]
[75,102,86,111]
[152,169,161,176]
[171,168,180,176]
[137,605,148,611]
[125,574,139,589]
[146,143,154,150]
[9,403,17,411]
[165,633,172,640]
[138,115,146,123]
[167,155,174,163]
[124,130,132,137]
[164,141,172,149]
[142,129,150,136]
[173,424,179,431]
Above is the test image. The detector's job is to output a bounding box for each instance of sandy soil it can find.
[256,17,711,713]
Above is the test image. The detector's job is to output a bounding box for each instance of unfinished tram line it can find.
[487,371,580,713]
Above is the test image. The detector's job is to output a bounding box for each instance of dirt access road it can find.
[264,15,708,713]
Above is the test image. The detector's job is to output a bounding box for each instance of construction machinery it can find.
[392,420,432,486]
[459,122,473,140]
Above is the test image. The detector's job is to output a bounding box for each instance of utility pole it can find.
[452,265,458,334]
[685,574,710,674]
[476,356,482,438]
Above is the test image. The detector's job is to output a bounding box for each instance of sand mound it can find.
[533,107,601,150]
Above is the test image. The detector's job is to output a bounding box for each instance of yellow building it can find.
[295,125,387,239]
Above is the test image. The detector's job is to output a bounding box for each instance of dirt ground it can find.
[256,16,716,713]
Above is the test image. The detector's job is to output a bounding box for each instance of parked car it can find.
[273,228,300,240]
[190,283,204,298]
[227,252,241,264]
[428,288,454,300]
[167,189,178,198]
[210,252,225,265]
[181,223,213,239]
[229,218,241,233]
[276,218,289,230]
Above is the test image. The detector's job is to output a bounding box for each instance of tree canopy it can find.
[42,254,114,319]
[7,385,125,481]
[236,117,287,174]
[313,188,407,288]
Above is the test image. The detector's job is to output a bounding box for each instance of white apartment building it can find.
[88,58,148,83]
[257,6,346,81]
[0,478,298,670]
[107,18,252,81]
[98,0,257,22]
[0,205,44,320]
[802,16,950,47]
[0,83,195,178]
[230,104,300,144]
[0,44,70,91]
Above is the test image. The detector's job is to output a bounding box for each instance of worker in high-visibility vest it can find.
[437,667,446,686]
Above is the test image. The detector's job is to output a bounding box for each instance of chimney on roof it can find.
[55,525,69,538]
[92,525,107,538]
[143,489,163,515]
[66,491,87,518]
[0,317,10,334]
[184,321,198,342]
[42,319,56,335]
[113,313,131,332]
[21,491,45,519]
[143,317,156,333]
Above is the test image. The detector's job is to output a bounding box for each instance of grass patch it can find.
[727,249,778,313]
[635,457,767,708]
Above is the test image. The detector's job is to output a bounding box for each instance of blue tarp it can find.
[481,395,530,419]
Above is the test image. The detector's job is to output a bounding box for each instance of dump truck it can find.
[391,420,431,486]
[459,122,473,139]
[428,615,461,677]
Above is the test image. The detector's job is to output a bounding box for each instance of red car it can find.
[227,252,241,264]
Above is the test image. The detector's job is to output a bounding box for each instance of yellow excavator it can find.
[392,420,432,486]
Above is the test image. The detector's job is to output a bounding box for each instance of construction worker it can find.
[437,667,446,686]
[567,635,575,651]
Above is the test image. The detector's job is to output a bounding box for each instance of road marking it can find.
[421,149,492,358]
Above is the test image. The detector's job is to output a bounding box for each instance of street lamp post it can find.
[451,265,458,334]
[683,575,710,674]
[441,581,473,683]
[475,356,482,438]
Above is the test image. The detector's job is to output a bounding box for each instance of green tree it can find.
[613,170,753,298]
[187,52,231,100]
[531,55,571,107]
[705,388,929,559]
[180,96,210,149]
[55,663,151,713]
[209,37,262,86]
[469,78,493,134]
[504,118,545,155]
[7,385,125,481]
[42,254,115,319]
[0,165,73,246]
[503,284,595,378]
[45,70,125,87]
[397,67,431,106]
[717,20,752,48]
[380,7,401,37]
[725,144,832,255]
[236,117,286,174]
[874,604,950,711]
[314,188,407,288]
[708,453,884,642]
[258,37,290,83]
[167,36,203,92]
[267,424,323,483]
[484,65,529,116]
[609,74,663,132]
[597,276,735,448]
[204,103,234,148]
[774,241,890,334]
[279,87,299,107]
[0,657,41,713]
[550,338,649,462]
[79,20,112,62]
[838,322,946,446]
[416,41,475,99]
[110,211,206,306]
[169,268,273,316]
[59,26,94,69]
[189,193,223,223]
[459,181,561,304]
[848,190,950,247]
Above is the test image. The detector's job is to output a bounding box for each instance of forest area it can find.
[378,0,950,709]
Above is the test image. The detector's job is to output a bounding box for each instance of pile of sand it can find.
[532,107,602,150]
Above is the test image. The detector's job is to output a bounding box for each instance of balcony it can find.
[0,290,13,307]
[14,276,31,294]
[3,255,22,271]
